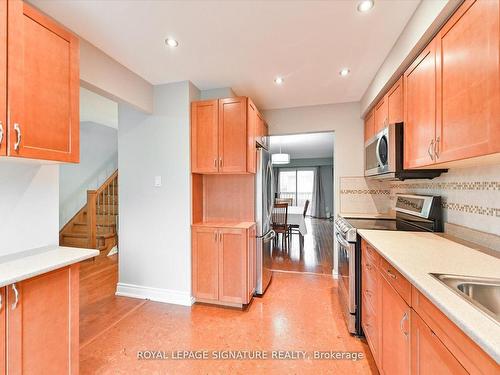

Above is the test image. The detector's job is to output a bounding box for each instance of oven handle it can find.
[335,232,351,248]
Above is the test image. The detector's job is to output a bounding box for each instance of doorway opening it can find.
[269,132,334,275]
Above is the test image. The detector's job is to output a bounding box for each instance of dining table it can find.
[286,206,308,236]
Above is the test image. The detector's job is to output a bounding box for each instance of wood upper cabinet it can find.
[0,0,6,157]
[191,100,219,173]
[411,310,467,375]
[404,39,437,169]
[192,226,219,301]
[435,0,500,164]
[380,275,411,375]
[218,228,247,304]
[219,97,248,173]
[374,96,388,133]
[191,97,257,174]
[255,112,268,148]
[192,224,254,306]
[0,287,5,375]
[7,265,79,375]
[7,1,79,163]
[364,109,375,142]
[387,77,403,124]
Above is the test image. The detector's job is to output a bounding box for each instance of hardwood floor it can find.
[80,272,377,374]
[271,217,333,274]
[79,254,144,348]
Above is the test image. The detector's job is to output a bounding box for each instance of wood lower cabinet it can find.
[191,100,219,174]
[191,226,219,301]
[411,310,467,375]
[404,39,437,169]
[6,265,79,375]
[7,1,79,163]
[380,275,411,375]
[0,0,6,157]
[0,287,5,375]
[435,0,500,164]
[192,224,255,307]
[361,239,497,375]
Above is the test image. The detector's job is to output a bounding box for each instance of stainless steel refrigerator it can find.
[255,146,275,295]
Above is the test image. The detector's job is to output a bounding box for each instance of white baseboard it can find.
[116,283,195,307]
[331,269,339,279]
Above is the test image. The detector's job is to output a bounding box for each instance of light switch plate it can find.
[154,175,162,187]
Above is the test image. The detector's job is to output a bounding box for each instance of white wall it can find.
[117,81,199,305]
[0,161,59,256]
[263,101,363,276]
[59,122,118,227]
[360,0,461,115]
[200,87,236,100]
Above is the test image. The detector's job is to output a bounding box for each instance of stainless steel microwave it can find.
[364,123,446,180]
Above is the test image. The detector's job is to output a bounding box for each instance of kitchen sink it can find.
[431,274,500,324]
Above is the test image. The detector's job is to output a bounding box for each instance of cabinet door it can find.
[404,40,437,169]
[8,1,79,162]
[388,77,403,124]
[246,99,257,173]
[411,310,467,375]
[374,96,388,133]
[218,97,248,173]
[364,109,375,142]
[381,277,411,375]
[0,287,5,375]
[435,0,500,163]
[218,228,247,304]
[0,0,6,156]
[191,100,219,173]
[192,226,219,301]
[7,266,79,375]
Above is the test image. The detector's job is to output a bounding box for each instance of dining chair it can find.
[271,203,290,250]
[275,197,293,206]
[289,200,309,237]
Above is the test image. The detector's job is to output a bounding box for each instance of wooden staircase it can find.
[60,171,118,255]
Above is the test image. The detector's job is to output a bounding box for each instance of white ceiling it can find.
[30,0,420,110]
[269,133,334,160]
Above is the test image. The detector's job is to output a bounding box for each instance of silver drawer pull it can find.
[427,139,434,161]
[400,311,409,339]
[387,269,397,279]
[14,123,22,150]
[11,284,19,310]
[0,121,3,146]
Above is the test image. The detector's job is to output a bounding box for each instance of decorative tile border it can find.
[442,202,500,217]
[390,181,500,191]
[340,189,390,195]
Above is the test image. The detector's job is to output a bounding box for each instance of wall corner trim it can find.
[116,283,194,306]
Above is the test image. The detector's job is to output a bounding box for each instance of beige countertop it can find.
[0,246,99,288]
[357,230,500,364]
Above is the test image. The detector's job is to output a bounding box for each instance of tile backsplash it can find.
[340,164,500,238]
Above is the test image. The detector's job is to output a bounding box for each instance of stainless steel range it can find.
[334,194,443,335]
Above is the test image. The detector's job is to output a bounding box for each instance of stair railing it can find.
[87,170,118,248]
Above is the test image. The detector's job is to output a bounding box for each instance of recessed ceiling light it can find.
[339,68,350,77]
[274,77,284,85]
[165,38,179,47]
[357,0,374,12]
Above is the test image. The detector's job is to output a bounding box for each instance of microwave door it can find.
[365,137,381,176]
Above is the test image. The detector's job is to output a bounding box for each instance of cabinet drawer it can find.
[379,257,411,305]
[362,240,380,265]
[362,297,380,366]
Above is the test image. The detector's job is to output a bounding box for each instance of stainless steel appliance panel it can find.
[255,229,275,295]
[255,148,273,237]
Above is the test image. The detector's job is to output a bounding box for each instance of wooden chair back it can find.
[303,200,310,217]
[275,197,293,206]
[272,203,288,231]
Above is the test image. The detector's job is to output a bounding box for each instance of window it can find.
[278,169,314,210]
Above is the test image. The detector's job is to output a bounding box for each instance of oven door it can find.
[365,127,390,176]
[336,232,356,314]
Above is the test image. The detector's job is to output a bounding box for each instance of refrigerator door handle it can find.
[262,230,276,242]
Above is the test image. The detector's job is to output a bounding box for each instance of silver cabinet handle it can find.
[387,268,397,279]
[0,290,3,311]
[11,283,19,310]
[214,231,217,242]
[219,158,223,168]
[14,123,22,150]
[218,232,222,242]
[400,311,409,339]
[434,136,440,159]
[0,121,3,147]
[427,139,435,161]
[214,158,218,168]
